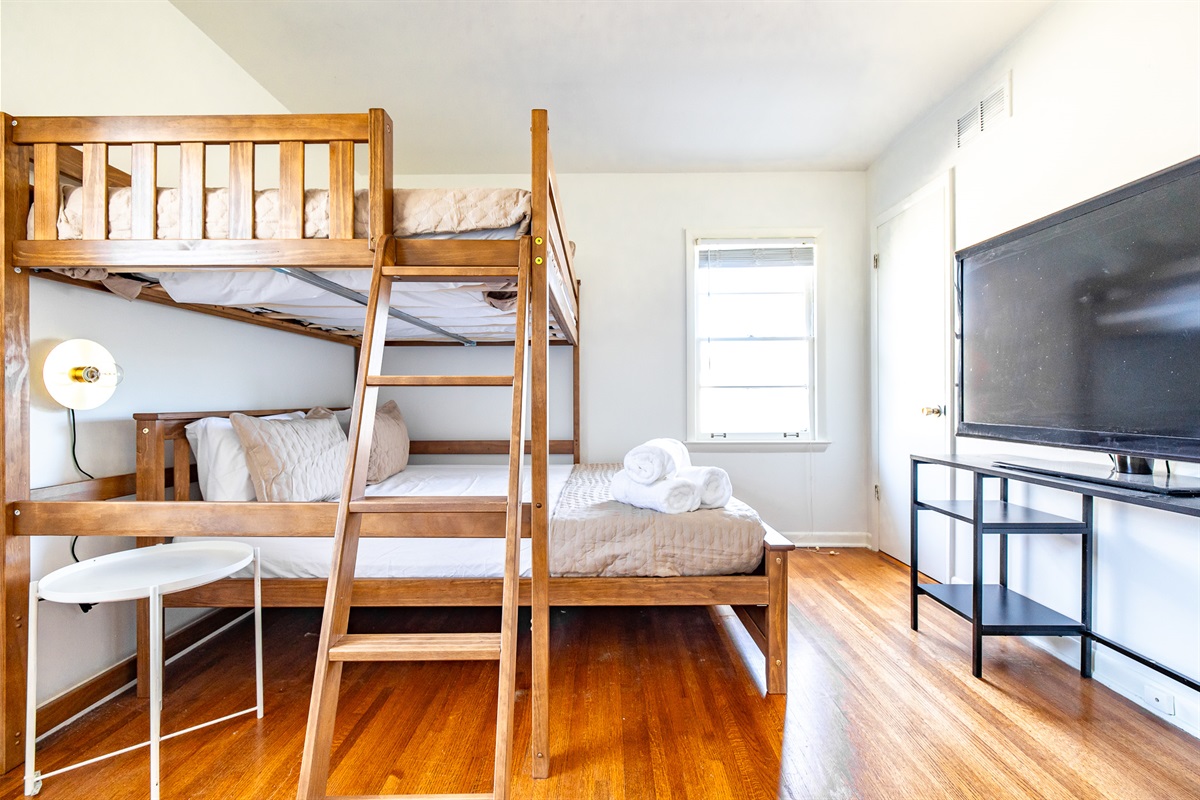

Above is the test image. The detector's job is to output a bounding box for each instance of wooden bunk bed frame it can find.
[0,108,792,779]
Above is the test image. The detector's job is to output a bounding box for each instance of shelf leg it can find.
[971,472,984,679]
[999,478,1009,588]
[910,458,920,631]
[1081,495,1095,678]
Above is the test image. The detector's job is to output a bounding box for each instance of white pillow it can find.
[185,411,305,501]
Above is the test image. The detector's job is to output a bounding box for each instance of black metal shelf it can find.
[915,499,1088,533]
[912,454,1200,693]
[917,583,1084,635]
[911,455,1096,680]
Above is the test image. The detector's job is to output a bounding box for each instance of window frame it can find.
[684,229,829,451]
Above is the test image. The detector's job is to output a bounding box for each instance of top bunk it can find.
[2,108,578,346]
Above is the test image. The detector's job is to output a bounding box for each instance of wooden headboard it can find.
[132,408,578,503]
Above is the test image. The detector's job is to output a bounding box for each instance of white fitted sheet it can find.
[201,464,573,579]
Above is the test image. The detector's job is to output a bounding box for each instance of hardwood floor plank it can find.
[4,551,1197,799]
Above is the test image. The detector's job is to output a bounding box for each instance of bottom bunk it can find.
[162,459,793,695]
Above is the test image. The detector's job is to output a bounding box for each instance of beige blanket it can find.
[36,185,530,240]
[550,463,766,577]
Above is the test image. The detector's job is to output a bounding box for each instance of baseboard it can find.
[36,608,246,739]
[780,531,871,548]
[1025,635,1199,740]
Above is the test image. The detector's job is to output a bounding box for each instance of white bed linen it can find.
[200,463,767,580]
[202,464,573,579]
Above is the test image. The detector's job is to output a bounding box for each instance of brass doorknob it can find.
[921,406,944,417]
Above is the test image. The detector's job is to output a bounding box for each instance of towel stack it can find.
[610,438,733,514]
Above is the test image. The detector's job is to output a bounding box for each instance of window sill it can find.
[685,439,831,454]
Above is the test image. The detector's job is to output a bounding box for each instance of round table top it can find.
[37,541,254,604]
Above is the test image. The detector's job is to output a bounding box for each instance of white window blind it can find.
[689,237,817,441]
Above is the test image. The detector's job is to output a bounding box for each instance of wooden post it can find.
[529,108,551,779]
[368,109,393,250]
[1,113,32,771]
[135,420,167,697]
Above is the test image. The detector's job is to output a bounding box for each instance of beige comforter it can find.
[549,463,766,577]
[36,185,530,240]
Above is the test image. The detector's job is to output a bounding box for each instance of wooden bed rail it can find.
[9,114,372,145]
[12,110,392,250]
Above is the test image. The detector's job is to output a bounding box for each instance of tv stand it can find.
[992,456,1200,496]
[911,454,1200,694]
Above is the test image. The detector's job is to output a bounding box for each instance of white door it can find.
[873,174,955,577]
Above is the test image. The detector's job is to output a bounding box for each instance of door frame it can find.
[869,170,957,561]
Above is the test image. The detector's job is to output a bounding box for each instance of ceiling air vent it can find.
[957,106,982,148]
[957,71,1012,148]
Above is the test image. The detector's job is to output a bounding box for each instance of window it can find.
[686,235,817,443]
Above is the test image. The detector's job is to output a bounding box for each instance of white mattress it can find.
[203,463,767,580]
[205,464,573,579]
[33,184,569,342]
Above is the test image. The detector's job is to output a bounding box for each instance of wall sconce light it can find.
[42,339,124,410]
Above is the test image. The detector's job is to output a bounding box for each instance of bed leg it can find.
[765,547,789,695]
[1,130,32,772]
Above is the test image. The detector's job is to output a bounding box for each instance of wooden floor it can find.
[4,550,1198,799]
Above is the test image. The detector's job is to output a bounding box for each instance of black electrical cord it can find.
[67,409,94,612]
[69,408,95,481]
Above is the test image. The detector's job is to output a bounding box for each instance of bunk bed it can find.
[0,108,793,779]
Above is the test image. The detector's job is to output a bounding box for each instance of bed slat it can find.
[131,143,157,239]
[228,141,254,239]
[279,141,304,239]
[32,144,59,240]
[179,142,205,239]
[329,141,354,239]
[82,143,108,240]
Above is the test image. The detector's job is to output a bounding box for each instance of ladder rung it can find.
[329,633,501,662]
[365,375,513,387]
[382,264,518,281]
[348,496,508,515]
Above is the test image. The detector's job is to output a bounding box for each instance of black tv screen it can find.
[957,155,1200,463]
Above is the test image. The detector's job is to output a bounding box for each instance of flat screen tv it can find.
[956,155,1200,477]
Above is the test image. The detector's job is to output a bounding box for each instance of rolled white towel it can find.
[678,466,733,509]
[610,469,701,514]
[622,438,692,485]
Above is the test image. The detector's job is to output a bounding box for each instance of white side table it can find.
[25,541,263,799]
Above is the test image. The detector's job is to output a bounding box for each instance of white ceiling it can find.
[172,0,1051,174]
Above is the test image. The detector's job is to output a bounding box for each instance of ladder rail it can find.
[492,240,531,796]
[297,235,397,799]
[297,234,533,800]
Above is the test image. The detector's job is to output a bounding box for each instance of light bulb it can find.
[43,340,123,410]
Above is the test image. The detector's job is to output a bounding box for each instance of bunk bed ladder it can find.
[296,235,531,800]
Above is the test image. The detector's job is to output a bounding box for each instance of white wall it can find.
[2,0,355,703]
[869,0,1200,735]
[388,171,871,536]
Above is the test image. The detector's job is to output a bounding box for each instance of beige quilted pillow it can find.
[308,400,409,484]
[229,413,347,502]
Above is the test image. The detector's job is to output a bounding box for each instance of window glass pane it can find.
[698,387,809,434]
[698,293,808,338]
[699,340,808,387]
[699,265,809,295]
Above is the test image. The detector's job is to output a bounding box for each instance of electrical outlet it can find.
[1143,683,1176,716]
